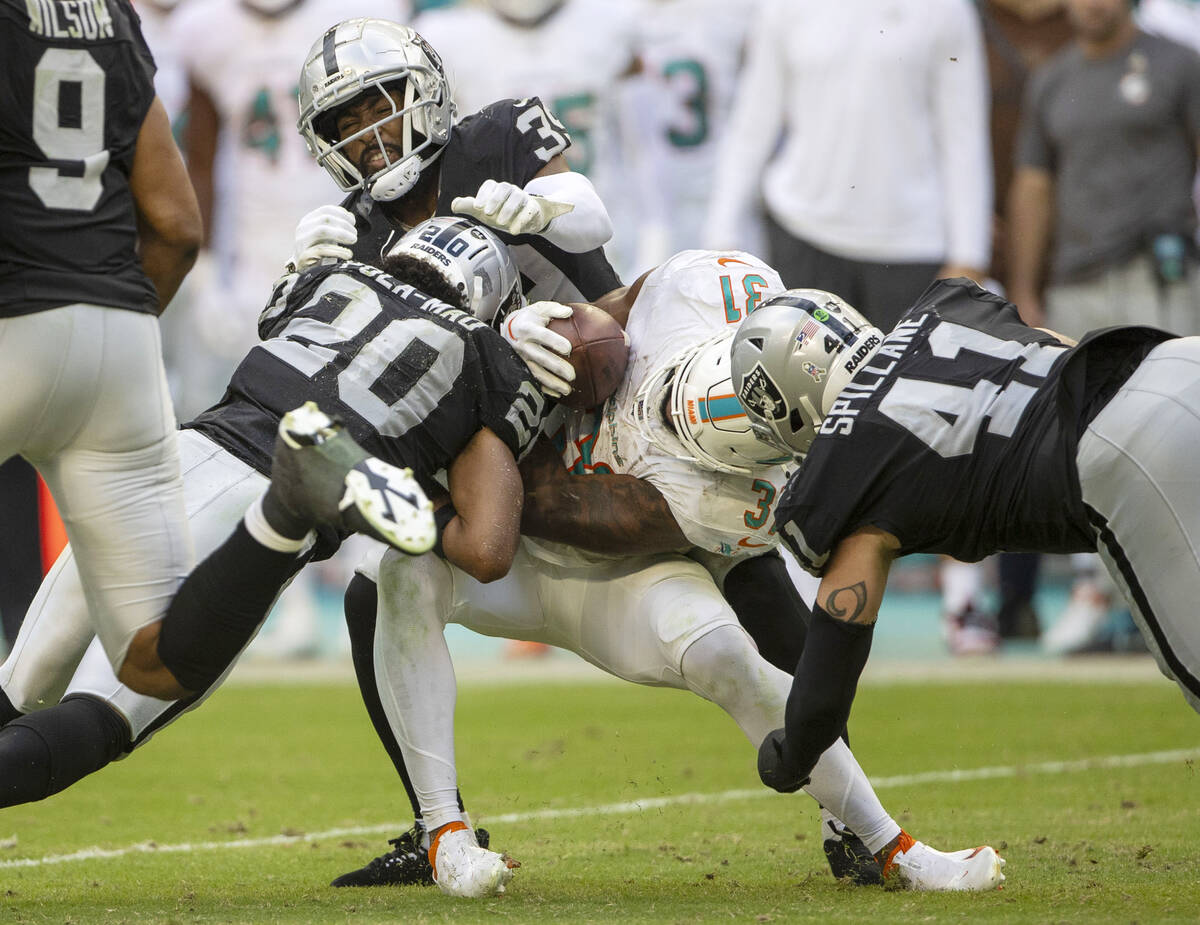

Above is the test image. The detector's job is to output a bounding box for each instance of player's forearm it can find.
[1006,167,1055,304]
[780,604,875,784]
[443,428,522,583]
[137,231,198,312]
[524,171,613,254]
[521,472,690,555]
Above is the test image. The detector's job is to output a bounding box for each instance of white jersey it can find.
[170,0,411,310]
[136,0,191,123]
[534,249,788,567]
[415,1,640,177]
[631,0,761,255]
[415,0,642,276]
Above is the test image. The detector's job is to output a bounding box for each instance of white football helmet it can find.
[487,0,566,25]
[632,331,793,475]
[730,289,883,458]
[298,20,454,202]
[386,217,523,326]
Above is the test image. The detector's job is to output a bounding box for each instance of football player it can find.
[0,220,541,803]
[294,19,866,889]
[340,252,1007,897]
[165,2,413,413]
[0,0,201,687]
[298,10,807,844]
[624,0,766,263]
[291,17,619,319]
[412,0,644,276]
[728,280,1199,798]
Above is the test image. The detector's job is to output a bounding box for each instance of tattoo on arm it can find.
[824,582,869,624]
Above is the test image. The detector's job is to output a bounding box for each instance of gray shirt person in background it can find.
[1007,0,1200,337]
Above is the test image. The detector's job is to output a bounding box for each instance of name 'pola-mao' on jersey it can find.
[777,279,1173,572]
[187,258,547,516]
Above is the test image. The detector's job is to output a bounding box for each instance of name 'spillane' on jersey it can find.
[186,257,547,542]
[774,279,1174,572]
[0,0,160,317]
[344,97,622,305]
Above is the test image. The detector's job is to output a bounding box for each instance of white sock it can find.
[805,738,900,856]
[372,552,463,836]
[940,559,984,615]
[678,623,789,745]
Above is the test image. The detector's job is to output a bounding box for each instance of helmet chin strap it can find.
[369,156,423,202]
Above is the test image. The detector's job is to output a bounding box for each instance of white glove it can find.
[501,300,577,398]
[452,179,574,238]
[290,204,357,272]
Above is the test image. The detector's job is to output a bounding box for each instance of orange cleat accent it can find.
[428,820,469,879]
[881,829,916,879]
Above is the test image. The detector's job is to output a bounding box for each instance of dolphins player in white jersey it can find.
[345,249,1007,898]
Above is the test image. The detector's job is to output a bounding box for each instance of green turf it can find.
[2,676,1198,923]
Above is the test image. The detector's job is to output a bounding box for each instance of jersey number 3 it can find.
[29,49,109,212]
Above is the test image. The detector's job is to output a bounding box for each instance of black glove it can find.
[757,727,809,793]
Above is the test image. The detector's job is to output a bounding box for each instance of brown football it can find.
[547,303,629,410]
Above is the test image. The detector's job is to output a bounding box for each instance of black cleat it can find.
[823,822,883,886]
[330,822,491,887]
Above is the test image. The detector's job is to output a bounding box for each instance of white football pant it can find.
[0,429,270,743]
[367,542,902,853]
[1077,336,1200,714]
[0,304,192,673]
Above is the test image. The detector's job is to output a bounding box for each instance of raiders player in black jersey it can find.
[295,19,874,890]
[0,220,542,809]
[0,0,202,689]
[729,278,1196,798]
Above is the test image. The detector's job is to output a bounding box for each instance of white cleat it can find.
[274,401,436,555]
[884,833,1006,891]
[430,822,519,898]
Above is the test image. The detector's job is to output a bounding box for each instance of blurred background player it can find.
[704,0,992,333]
[0,0,202,685]
[622,0,766,268]
[1007,0,1200,654]
[413,0,644,279]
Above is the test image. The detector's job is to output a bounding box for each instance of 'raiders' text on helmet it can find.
[730,289,883,457]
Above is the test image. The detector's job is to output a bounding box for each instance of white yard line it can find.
[3,747,1197,870]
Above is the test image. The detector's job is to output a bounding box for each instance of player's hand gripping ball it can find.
[547,303,629,410]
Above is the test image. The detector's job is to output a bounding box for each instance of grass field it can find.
[2,668,1198,924]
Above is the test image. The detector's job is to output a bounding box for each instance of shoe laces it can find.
[370,825,426,870]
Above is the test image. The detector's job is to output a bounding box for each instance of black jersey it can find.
[186,260,547,500]
[776,279,1172,571]
[345,97,622,303]
[0,0,160,317]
